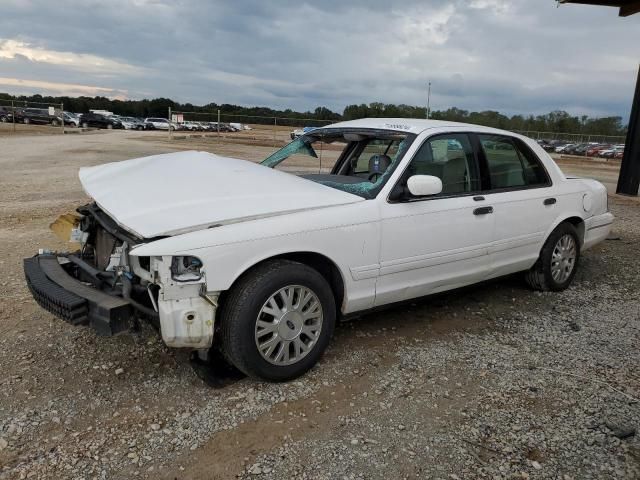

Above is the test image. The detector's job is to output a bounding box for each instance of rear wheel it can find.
[219,259,336,381]
[525,222,580,291]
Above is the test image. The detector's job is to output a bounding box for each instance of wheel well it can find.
[563,216,585,245]
[221,252,346,316]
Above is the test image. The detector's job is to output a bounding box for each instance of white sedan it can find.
[144,117,177,130]
[24,118,613,381]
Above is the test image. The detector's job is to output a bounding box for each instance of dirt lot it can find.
[0,131,638,480]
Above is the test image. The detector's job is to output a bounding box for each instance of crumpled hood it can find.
[79,150,363,238]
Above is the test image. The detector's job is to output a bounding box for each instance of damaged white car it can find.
[24,118,613,381]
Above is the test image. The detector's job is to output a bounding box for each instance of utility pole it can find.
[426,82,431,119]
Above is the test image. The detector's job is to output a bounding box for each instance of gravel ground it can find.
[0,132,638,479]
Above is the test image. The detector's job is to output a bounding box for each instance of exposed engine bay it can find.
[68,203,160,324]
[26,202,216,348]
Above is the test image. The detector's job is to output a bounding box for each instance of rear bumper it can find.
[583,212,614,251]
[24,255,133,336]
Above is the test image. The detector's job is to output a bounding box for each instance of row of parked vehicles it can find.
[0,107,246,132]
[537,139,625,159]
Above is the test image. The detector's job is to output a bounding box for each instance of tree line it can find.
[0,92,626,136]
[343,104,626,137]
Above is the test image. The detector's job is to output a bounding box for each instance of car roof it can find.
[317,118,516,136]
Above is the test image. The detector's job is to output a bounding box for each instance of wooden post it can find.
[273,116,277,147]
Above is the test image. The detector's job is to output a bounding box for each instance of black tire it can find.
[525,222,580,292]
[218,259,336,382]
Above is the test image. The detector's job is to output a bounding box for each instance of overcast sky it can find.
[0,0,638,118]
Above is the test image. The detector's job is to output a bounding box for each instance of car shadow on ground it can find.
[190,273,532,388]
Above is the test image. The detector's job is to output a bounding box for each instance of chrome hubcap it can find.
[255,285,323,366]
[551,234,577,283]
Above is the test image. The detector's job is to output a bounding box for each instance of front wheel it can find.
[218,260,336,381]
[525,222,580,291]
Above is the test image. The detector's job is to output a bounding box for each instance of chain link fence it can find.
[165,110,625,154]
[514,130,626,159]
[0,100,66,135]
[167,109,334,147]
[2,101,625,159]
[514,130,625,144]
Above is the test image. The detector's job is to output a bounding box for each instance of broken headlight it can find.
[171,256,204,282]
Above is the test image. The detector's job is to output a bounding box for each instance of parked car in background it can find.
[540,140,564,152]
[180,121,202,131]
[566,143,593,156]
[13,108,63,125]
[586,144,612,157]
[24,118,613,382]
[229,123,251,131]
[0,106,11,122]
[144,118,176,130]
[117,116,146,130]
[555,143,575,153]
[600,145,625,159]
[79,112,123,129]
[63,112,80,127]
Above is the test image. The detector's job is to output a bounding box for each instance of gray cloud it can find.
[0,0,638,118]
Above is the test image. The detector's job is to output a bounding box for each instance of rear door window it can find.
[478,135,549,189]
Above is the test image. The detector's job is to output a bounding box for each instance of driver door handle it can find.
[473,206,494,215]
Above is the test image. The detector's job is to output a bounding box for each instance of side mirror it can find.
[406,175,443,196]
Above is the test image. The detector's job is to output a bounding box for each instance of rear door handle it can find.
[544,198,557,205]
[473,206,494,215]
